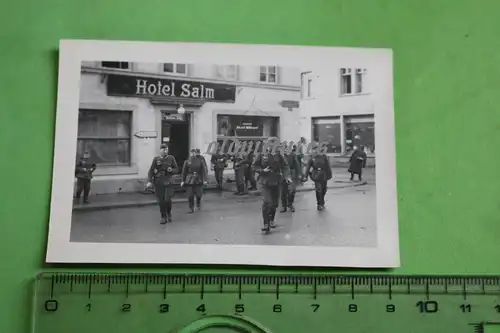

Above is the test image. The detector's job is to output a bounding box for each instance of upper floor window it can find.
[340,68,367,95]
[259,66,278,83]
[101,61,129,69]
[214,65,238,80]
[163,63,187,75]
[301,72,314,99]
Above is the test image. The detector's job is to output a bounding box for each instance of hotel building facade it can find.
[77,61,302,195]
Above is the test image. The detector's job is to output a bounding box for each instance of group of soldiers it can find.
[146,145,209,224]
[209,140,334,233]
[146,140,334,232]
[75,140,366,233]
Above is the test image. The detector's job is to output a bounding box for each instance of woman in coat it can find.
[348,145,367,181]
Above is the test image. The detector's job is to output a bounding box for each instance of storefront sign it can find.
[134,130,157,138]
[107,74,236,103]
[280,100,300,108]
[235,121,262,136]
[162,113,185,121]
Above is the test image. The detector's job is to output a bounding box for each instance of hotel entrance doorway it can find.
[161,112,190,171]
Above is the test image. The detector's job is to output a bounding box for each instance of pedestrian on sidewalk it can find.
[181,149,208,213]
[211,152,228,190]
[74,151,96,204]
[252,141,291,232]
[280,145,302,213]
[305,144,332,211]
[348,145,367,181]
[147,144,179,224]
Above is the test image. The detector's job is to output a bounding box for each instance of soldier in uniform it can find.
[211,152,228,190]
[252,142,291,232]
[244,147,257,190]
[181,149,208,213]
[305,144,332,211]
[297,137,308,182]
[280,145,302,212]
[195,149,208,174]
[74,151,96,204]
[233,153,247,195]
[147,144,179,224]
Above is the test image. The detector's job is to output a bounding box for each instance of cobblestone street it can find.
[70,183,377,247]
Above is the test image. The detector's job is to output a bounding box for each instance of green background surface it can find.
[1,0,499,332]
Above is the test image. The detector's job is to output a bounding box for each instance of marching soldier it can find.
[305,144,332,211]
[252,142,291,232]
[244,148,257,190]
[195,148,208,174]
[280,145,302,212]
[181,149,208,213]
[147,144,179,224]
[211,152,228,190]
[233,153,247,195]
[74,151,96,204]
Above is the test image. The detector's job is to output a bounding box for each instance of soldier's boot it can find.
[261,207,270,232]
[74,197,80,204]
[288,193,295,212]
[280,191,287,212]
[196,197,201,211]
[315,191,323,210]
[166,202,172,222]
[269,209,277,228]
[188,197,195,214]
[234,184,242,195]
[159,203,167,224]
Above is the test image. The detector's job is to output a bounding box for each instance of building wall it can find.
[298,67,376,167]
[82,61,301,86]
[78,63,301,195]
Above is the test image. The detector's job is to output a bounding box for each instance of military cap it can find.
[160,144,168,149]
[190,148,196,152]
[195,148,201,153]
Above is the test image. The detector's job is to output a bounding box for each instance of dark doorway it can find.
[161,114,190,172]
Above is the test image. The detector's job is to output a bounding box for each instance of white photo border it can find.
[46,40,399,267]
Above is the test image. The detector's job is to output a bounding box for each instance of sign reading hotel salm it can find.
[106,74,236,103]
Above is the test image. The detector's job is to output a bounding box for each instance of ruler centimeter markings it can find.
[34,274,500,333]
[39,274,500,307]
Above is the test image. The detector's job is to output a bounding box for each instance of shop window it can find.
[341,68,367,96]
[344,114,375,154]
[163,63,187,75]
[312,117,342,153]
[215,65,238,80]
[101,61,129,69]
[76,109,132,165]
[301,72,314,99]
[259,66,278,83]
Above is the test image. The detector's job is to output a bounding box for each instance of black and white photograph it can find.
[46,40,399,267]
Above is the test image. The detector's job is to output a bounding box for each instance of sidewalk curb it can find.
[73,181,371,212]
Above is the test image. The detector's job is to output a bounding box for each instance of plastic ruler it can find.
[32,273,500,333]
